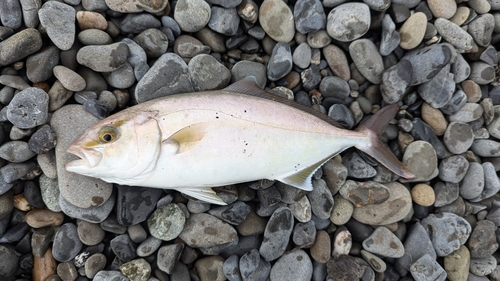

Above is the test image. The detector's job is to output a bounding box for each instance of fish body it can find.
[66,77,413,204]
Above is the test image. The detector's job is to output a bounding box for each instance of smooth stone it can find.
[105,0,168,13]
[469,14,495,47]
[301,65,321,91]
[0,191,13,221]
[76,10,107,30]
[20,0,40,28]
[307,179,333,220]
[76,42,129,72]
[270,249,313,280]
[417,65,455,108]
[136,236,162,257]
[85,253,106,279]
[323,44,350,80]
[179,213,237,248]
[239,249,271,281]
[327,3,370,42]
[472,139,500,157]
[174,35,211,58]
[120,38,149,81]
[77,220,105,246]
[0,0,22,29]
[401,141,439,182]
[194,256,225,281]
[339,180,390,207]
[380,14,400,56]
[147,203,185,241]
[38,174,60,212]
[208,201,252,225]
[267,42,293,81]
[52,223,83,262]
[294,0,326,34]
[410,254,447,281]
[259,207,294,261]
[208,7,239,36]
[362,226,404,258]
[411,184,435,207]
[133,28,168,58]
[443,122,473,154]
[349,39,383,84]
[111,234,137,263]
[434,18,474,53]
[174,0,211,32]
[470,255,497,276]
[222,255,241,281]
[7,87,48,129]
[33,248,57,281]
[25,209,64,228]
[0,141,35,162]
[421,212,472,257]
[469,62,496,85]
[59,191,115,223]
[292,220,316,248]
[259,0,295,42]
[449,103,483,122]
[330,194,353,225]
[118,13,161,34]
[342,151,376,177]
[127,224,147,243]
[441,90,467,115]
[361,250,386,273]
[38,2,75,50]
[53,66,86,92]
[24,181,45,209]
[120,258,151,281]
[320,76,350,99]
[459,162,484,200]
[326,255,366,280]
[428,0,457,18]
[293,42,311,69]
[352,182,412,225]
[468,220,498,259]
[399,12,427,50]
[0,161,37,183]
[102,63,135,89]
[289,195,312,223]
[398,222,436,270]
[438,155,469,183]
[380,59,412,104]
[402,43,453,85]
[444,245,470,281]
[116,185,162,226]
[32,228,54,258]
[471,162,500,201]
[421,102,448,136]
[0,75,30,90]
[188,54,231,91]
[479,45,498,66]
[310,230,331,263]
[51,105,112,208]
[157,244,184,274]
[134,53,194,103]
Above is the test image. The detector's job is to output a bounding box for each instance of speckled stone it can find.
[179,213,238,248]
[327,3,370,42]
[362,227,404,258]
[420,212,471,257]
[259,0,295,42]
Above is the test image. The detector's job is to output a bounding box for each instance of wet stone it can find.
[270,249,313,280]
[267,42,293,81]
[362,226,404,258]
[208,201,252,225]
[116,185,163,226]
[239,249,271,281]
[293,220,316,248]
[307,179,333,220]
[459,162,485,200]
[7,87,48,129]
[438,155,469,183]
[111,234,137,262]
[259,207,294,261]
[52,223,82,263]
[38,2,75,50]
[327,3,370,42]
[420,212,471,257]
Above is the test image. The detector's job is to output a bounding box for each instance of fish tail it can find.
[354,104,415,179]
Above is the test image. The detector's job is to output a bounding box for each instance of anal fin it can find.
[176,186,227,205]
[278,155,334,191]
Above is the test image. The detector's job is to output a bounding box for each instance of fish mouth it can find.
[65,145,102,172]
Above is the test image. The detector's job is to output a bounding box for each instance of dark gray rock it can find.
[119,13,161,34]
[6,87,48,129]
[380,59,412,104]
[418,65,455,108]
[438,155,469,183]
[402,43,453,86]
[294,0,326,34]
[0,245,18,279]
[420,212,471,257]
[116,185,163,226]
[267,42,293,81]
[397,222,436,270]
[208,7,240,36]
[28,125,57,154]
[240,249,271,281]
[53,223,83,262]
[259,207,294,261]
[110,234,137,262]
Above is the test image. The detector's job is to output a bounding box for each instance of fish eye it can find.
[98,126,119,143]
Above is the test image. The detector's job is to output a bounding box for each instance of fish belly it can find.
[141,119,352,188]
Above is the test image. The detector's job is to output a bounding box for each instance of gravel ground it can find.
[1,0,500,280]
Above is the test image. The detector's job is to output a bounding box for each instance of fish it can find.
[65,77,414,205]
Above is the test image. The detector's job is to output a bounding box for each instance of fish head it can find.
[65,110,162,184]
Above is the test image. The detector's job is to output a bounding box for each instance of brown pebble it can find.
[236,209,267,236]
[411,183,436,207]
[76,11,108,30]
[310,230,331,263]
[462,80,482,103]
[33,248,57,281]
[14,194,33,211]
[25,209,65,228]
[421,102,448,136]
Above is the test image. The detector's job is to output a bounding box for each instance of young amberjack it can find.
[65,77,413,205]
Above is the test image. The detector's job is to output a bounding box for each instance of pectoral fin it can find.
[163,123,208,154]
[177,186,227,205]
[278,156,334,191]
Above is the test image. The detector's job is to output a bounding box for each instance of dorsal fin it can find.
[225,77,343,128]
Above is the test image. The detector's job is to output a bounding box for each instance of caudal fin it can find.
[354,104,414,179]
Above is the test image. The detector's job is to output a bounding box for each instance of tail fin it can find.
[354,104,414,179]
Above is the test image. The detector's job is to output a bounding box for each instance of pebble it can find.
[194,256,225,281]
[179,213,237,248]
[443,122,473,154]
[52,223,83,262]
[289,195,312,223]
[0,245,18,278]
[398,222,436,270]
[0,141,35,163]
[362,226,404,258]
[0,0,22,29]
[420,212,472,257]
[469,14,495,47]
[136,236,162,257]
[330,194,353,225]
[208,7,240,36]
[208,201,252,225]
[270,249,313,280]
[339,180,389,207]
[342,151,377,177]
[119,13,161,34]
[403,43,453,86]
[349,39,383,84]
[428,0,457,18]
[307,179,333,220]
[121,38,149,81]
[51,105,113,208]
[147,203,185,241]
[401,141,439,182]
[239,249,271,280]
[76,43,129,72]
[449,103,483,123]
[53,65,86,92]
[28,125,57,155]
[399,12,427,50]
[326,255,366,280]
[292,220,316,248]
[438,155,469,183]
[434,18,474,53]
[380,59,412,104]
[352,182,412,225]
[85,253,106,279]
[320,75,350,100]
[322,44,350,80]
[134,28,169,58]
[294,0,326,34]
[410,253,447,281]
[188,54,231,91]
[327,3,370,42]
[76,11,108,30]
[411,183,435,207]
[267,42,293,81]
[120,258,151,281]
[25,209,64,228]
[38,1,75,51]
[380,14,400,56]
[472,162,500,201]
[293,42,311,69]
[259,207,294,261]
[77,220,105,246]
[421,102,448,136]
[460,162,485,200]
[134,53,194,103]
[115,185,163,226]
[259,0,295,42]
[0,75,30,90]
[93,270,129,281]
[222,255,241,281]
[33,248,57,281]
[7,87,48,129]
[106,0,168,13]
[444,245,470,281]
[57,262,78,281]
[469,62,496,85]
[468,220,498,259]
[157,244,184,274]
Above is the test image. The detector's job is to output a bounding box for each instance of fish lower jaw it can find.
[65,159,92,173]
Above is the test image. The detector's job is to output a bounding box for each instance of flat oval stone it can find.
[435,18,474,53]
[270,249,313,280]
[402,43,453,86]
[38,1,75,50]
[76,42,129,72]
[7,87,48,129]
[469,62,495,85]
[76,11,108,30]
[327,3,370,42]
[420,212,471,257]
[428,0,457,19]
[438,155,469,183]
[294,0,326,34]
[26,46,59,83]
[174,0,211,32]
[323,44,350,80]
[259,207,294,261]
[267,42,293,81]
[459,162,485,200]
[147,203,186,241]
[0,141,35,162]
[352,182,411,225]
[443,122,473,154]
[259,0,295,42]
[362,226,404,258]
[401,141,439,182]
[418,65,455,109]
[469,13,495,47]
[77,220,105,246]
[52,223,83,262]
[179,213,238,248]
[25,209,64,228]
[188,54,231,91]
[0,28,42,66]
[444,245,470,281]
[468,220,498,259]
[105,0,168,13]
[470,255,497,276]
[349,39,383,84]
[399,12,427,50]
[53,65,86,92]
[307,179,333,220]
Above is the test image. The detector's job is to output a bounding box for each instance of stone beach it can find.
[2,0,500,280]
